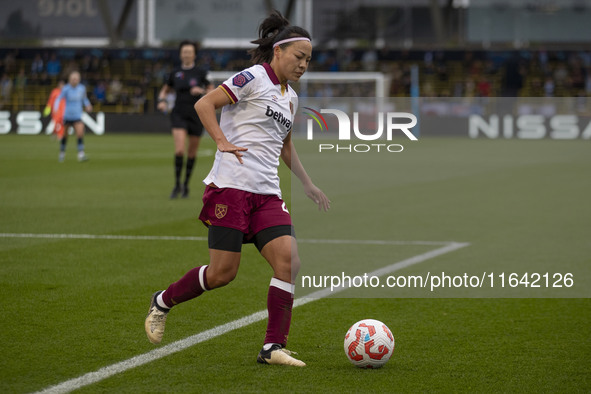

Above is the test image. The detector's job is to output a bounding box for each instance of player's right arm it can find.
[156,84,171,112]
[195,87,247,164]
[44,89,57,116]
[53,87,66,113]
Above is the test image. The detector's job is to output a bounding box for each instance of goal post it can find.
[207,71,388,98]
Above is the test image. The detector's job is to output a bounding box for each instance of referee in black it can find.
[157,40,213,199]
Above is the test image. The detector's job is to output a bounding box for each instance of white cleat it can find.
[257,344,306,367]
[145,291,169,344]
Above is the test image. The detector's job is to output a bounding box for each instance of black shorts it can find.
[208,225,295,253]
[170,110,204,137]
[63,119,82,127]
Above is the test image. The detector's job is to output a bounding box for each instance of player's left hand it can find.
[304,183,331,211]
[217,140,248,164]
[85,104,93,112]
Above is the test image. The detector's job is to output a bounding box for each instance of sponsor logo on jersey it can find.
[232,71,255,87]
[265,106,292,129]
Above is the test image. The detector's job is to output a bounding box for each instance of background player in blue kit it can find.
[54,70,92,162]
[157,41,214,199]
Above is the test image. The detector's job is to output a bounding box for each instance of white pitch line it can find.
[33,240,469,394]
[296,241,470,302]
[0,233,452,246]
[0,233,208,242]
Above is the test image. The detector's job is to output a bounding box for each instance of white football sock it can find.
[263,343,281,351]
[156,291,170,310]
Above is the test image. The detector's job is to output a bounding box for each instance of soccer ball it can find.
[344,319,395,368]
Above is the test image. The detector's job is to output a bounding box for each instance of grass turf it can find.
[0,133,589,393]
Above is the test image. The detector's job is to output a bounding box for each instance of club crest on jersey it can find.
[215,204,228,219]
[232,71,255,87]
[175,71,184,79]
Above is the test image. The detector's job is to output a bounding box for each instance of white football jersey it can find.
[203,63,298,197]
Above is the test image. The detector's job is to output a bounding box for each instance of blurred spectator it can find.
[46,54,62,78]
[93,80,107,104]
[143,64,153,84]
[131,87,146,113]
[502,55,525,96]
[424,51,433,67]
[91,56,101,76]
[0,73,13,105]
[538,50,549,73]
[388,63,404,96]
[314,51,330,71]
[107,76,122,104]
[15,67,27,90]
[361,49,378,71]
[570,57,585,90]
[422,81,435,96]
[3,51,17,73]
[80,55,99,81]
[453,81,464,97]
[544,76,555,97]
[530,77,543,96]
[327,56,339,72]
[213,50,231,69]
[436,62,448,82]
[120,88,130,106]
[340,49,355,70]
[31,54,44,75]
[465,77,475,97]
[477,77,491,97]
[152,62,168,84]
[553,63,568,87]
[62,60,79,80]
[38,71,51,86]
[483,60,497,75]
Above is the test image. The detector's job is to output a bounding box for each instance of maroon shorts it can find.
[199,186,292,240]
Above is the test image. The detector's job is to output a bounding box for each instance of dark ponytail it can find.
[248,10,311,65]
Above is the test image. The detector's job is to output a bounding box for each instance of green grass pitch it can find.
[0,133,589,393]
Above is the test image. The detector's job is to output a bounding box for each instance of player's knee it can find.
[207,265,238,289]
[272,253,299,283]
[290,253,301,278]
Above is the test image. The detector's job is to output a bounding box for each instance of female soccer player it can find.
[44,79,65,141]
[145,11,330,367]
[54,71,92,162]
[157,40,213,199]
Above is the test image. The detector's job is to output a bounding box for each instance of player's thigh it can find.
[172,128,187,152]
[187,135,201,157]
[73,121,85,137]
[206,225,244,288]
[207,248,241,288]
[260,234,300,283]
